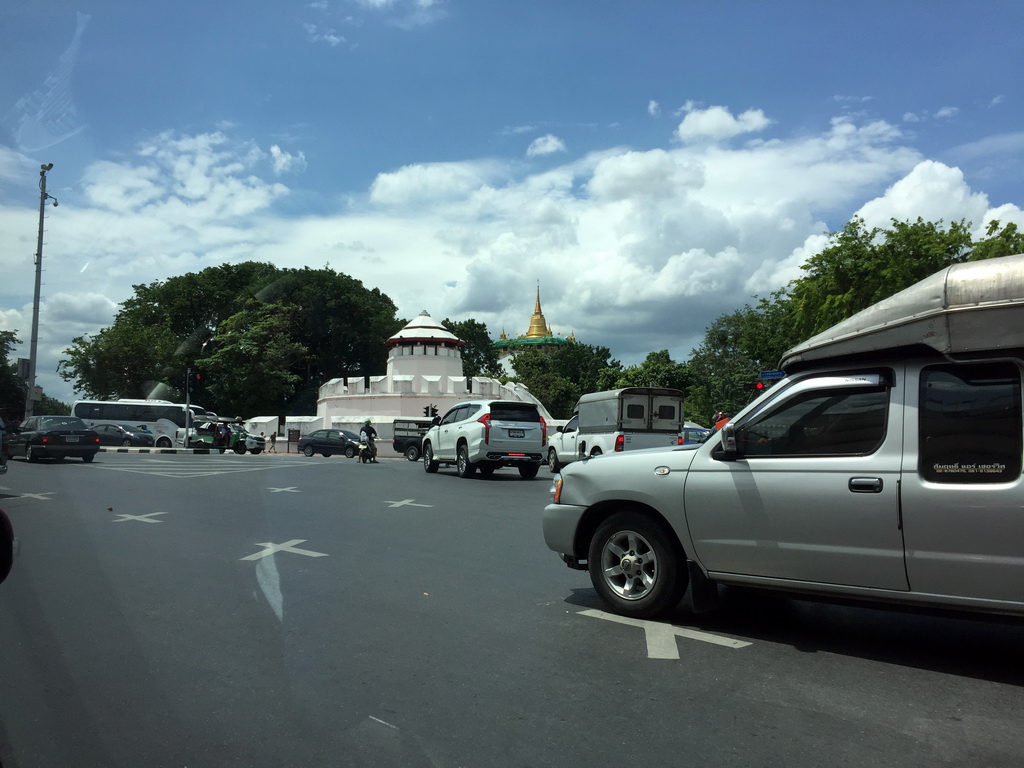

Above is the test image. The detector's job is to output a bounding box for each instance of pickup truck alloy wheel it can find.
[547,449,560,473]
[423,443,439,473]
[588,512,686,619]
[456,444,476,478]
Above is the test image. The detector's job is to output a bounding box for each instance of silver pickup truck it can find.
[544,253,1024,619]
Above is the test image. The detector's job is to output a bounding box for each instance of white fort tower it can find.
[315,310,553,433]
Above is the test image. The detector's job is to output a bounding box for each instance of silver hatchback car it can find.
[422,399,546,479]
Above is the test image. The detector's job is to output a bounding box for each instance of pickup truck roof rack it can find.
[781,252,1024,370]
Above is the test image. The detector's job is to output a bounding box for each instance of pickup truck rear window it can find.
[919,362,1022,484]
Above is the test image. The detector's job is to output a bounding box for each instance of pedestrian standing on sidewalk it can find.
[269,431,277,453]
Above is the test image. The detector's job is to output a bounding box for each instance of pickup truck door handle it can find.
[849,477,883,493]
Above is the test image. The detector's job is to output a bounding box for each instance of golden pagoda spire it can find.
[526,283,549,338]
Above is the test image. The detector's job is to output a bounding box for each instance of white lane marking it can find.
[383,499,433,508]
[369,716,399,730]
[256,554,284,622]
[240,539,328,561]
[268,487,300,493]
[112,512,167,524]
[17,492,56,501]
[579,609,752,658]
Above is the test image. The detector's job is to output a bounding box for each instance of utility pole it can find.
[25,163,57,420]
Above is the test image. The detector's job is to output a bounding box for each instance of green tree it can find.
[0,331,26,416]
[511,342,620,418]
[685,312,763,423]
[442,318,501,377]
[602,350,690,391]
[970,220,1024,262]
[59,262,402,416]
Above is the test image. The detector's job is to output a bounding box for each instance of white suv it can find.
[422,400,546,479]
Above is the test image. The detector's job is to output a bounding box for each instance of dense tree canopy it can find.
[59,262,403,416]
[511,343,620,419]
[685,217,1024,421]
[442,318,501,378]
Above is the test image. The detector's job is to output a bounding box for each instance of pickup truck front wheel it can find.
[588,512,686,619]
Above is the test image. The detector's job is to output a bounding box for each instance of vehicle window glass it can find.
[565,415,578,432]
[657,405,676,420]
[919,362,1022,484]
[489,403,539,421]
[40,417,89,430]
[625,404,645,420]
[440,407,464,425]
[462,404,482,419]
[738,386,889,457]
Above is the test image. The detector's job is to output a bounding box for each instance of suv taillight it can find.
[614,434,624,452]
[540,416,547,446]
[477,413,491,444]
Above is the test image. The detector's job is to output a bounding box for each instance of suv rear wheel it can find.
[456,444,476,478]
[519,463,539,480]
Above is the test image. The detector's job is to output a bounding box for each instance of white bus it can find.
[71,399,217,448]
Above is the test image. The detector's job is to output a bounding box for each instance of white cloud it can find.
[902,112,921,123]
[4,112,1020,404]
[934,106,959,119]
[303,22,345,46]
[648,100,661,117]
[369,160,504,205]
[676,105,771,143]
[989,95,1005,107]
[526,134,566,157]
[269,145,308,175]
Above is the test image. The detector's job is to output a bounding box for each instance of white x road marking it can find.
[113,512,167,523]
[579,609,752,658]
[268,487,300,493]
[383,499,433,508]
[240,539,328,561]
[17,492,55,501]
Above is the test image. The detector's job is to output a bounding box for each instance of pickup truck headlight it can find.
[548,473,562,503]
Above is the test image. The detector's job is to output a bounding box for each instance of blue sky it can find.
[1,0,1023,404]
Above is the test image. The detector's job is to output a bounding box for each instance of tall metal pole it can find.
[25,163,54,420]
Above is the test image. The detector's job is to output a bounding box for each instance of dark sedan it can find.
[297,429,360,458]
[11,415,101,463]
[94,423,156,447]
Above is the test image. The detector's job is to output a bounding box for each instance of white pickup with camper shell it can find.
[544,253,1024,619]
[546,387,684,473]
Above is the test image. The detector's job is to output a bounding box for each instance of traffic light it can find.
[188,370,204,393]
[738,381,766,391]
[430,405,438,417]
[423,405,431,417]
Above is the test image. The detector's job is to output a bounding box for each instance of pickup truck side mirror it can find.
[720,423,738,458]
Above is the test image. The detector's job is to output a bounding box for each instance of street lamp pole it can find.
[25,163,57,420]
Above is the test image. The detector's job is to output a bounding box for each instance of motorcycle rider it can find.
[359,418,379,463]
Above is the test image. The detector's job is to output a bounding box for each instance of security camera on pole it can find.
[25,163,58,420]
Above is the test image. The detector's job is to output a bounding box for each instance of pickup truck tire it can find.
[588,512,687,619]
[519,463,540,480]
[590,447,603,457]
[345,446,356,459]
[547,449,560,473]
[456,444,476,478]
[423,443,439,473]
[404,444,420,462]
[234,444,247,455]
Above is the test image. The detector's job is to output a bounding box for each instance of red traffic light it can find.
[755,381,764,389]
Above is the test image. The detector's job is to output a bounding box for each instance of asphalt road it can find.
[1,451,1022,767]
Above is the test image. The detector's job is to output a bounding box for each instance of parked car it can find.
[421,400,546,479]
[677,423,710,445]
[544,253,1024,620]
[177,420,266,454]
[10,415,101,463]
[94,423,156,447]
[297,429,361,458]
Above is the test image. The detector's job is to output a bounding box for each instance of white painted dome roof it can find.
[386,310,465,347]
